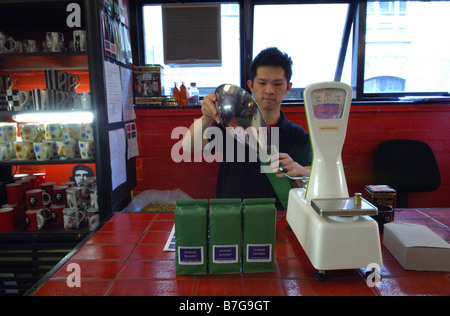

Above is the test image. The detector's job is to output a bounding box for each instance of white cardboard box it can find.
[383,222,450,272]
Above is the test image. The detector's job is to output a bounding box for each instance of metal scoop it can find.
[215,84,305,181]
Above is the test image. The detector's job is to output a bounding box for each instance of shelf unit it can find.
[0,0,137,295]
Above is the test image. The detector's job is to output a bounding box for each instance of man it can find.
[183,47,312,209]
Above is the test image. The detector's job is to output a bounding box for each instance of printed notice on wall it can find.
[125,122,139,159]
[104,61,123,123]
[120,66,136,122]
[109,128,127,190]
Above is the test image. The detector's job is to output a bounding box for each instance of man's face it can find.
[247,66,292,112]
[74,170,89,186]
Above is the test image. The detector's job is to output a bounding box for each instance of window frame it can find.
[133,0,450,103]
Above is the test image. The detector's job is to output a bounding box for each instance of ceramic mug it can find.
[80,123,94,141]
[46,32,64,52]
[63,208,85,230]
[31,89,50,110]
[73,30,87,52]
[52,185,69,206]
[40,182,55,198]
[5,182,24,205]
[67,74,81,93]
[14,141,35,160]
[0,207,15,232]
[0,123,17,143]
[90,188,98,209]
[50,204,65,226]
[57,140,79,159]
[45,123,64,140]
[62,123,81,141]
[25,189,51,210]
[22,40,39,53]
[0,142,13,160]
[80,92,91,109]
[48,90,69,109]
[25,209,49,231]
[87,208,99,231]
[66,187,82,209]
[0,75,13,93]
[44,70,67,91]
[79,140,95,160]
[0,32,18,54]
[19,123,44,142]
[34,141,55,161]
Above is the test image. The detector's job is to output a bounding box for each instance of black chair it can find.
[373,139,441,208]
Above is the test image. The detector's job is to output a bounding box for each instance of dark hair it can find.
[250,47,293,83]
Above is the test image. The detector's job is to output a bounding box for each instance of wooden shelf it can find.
[0,52,88,71]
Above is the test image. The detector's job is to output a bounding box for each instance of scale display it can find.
[310,88,347,120]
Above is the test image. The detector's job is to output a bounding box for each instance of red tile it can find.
[154,212,175,220]
[240,278,285,296]
[71,245,135,260]
[148,220,174,231]
[51,260,124,280]
[140,231,171,244]
[105,279,195,296]
[419,208,450,218]
[283,278,377,296]
[117,260,191,280]
[194,279,244,296]
[195,279,285,296]
[275,243,307,259]
[277,258,316,279]
[100,221,151,232]
[129,244,175,260]
[112,212,156,222]
[87,231,144,245]
[375,257,444,278]
[33,280,111,296]
[394,209,428,219]
[276,230,299,243]
[374,276,450,296]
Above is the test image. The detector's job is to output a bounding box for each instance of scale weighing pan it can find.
[311,197,378,217]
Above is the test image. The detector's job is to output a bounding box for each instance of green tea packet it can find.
[242,198,276,273]
[209,198,242,274]
[175,199,208,275]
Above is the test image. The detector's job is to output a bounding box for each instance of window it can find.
[143,4,240,97]
[139,0,450,102]
[364,1,450,94]
[253,3,352,100]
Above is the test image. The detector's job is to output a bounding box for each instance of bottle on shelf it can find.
[188,82,199,105]
[180,82,188,106]
[173,82,180,105]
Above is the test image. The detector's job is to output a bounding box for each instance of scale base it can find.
[286,188,383,273]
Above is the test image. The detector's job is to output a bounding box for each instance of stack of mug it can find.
[0,30,87,54]
[0,122,95,162]
[0,73,92,112]
[0,175,99,232]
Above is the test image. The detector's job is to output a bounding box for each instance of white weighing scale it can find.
[286,82,382,281]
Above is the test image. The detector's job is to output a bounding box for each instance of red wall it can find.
[135,103,450,208]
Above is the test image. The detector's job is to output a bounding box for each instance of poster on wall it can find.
[19,164,96,187]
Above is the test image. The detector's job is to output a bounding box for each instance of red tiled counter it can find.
[30,209,450,296]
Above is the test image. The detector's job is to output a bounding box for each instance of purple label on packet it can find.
[247,244,272,262]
